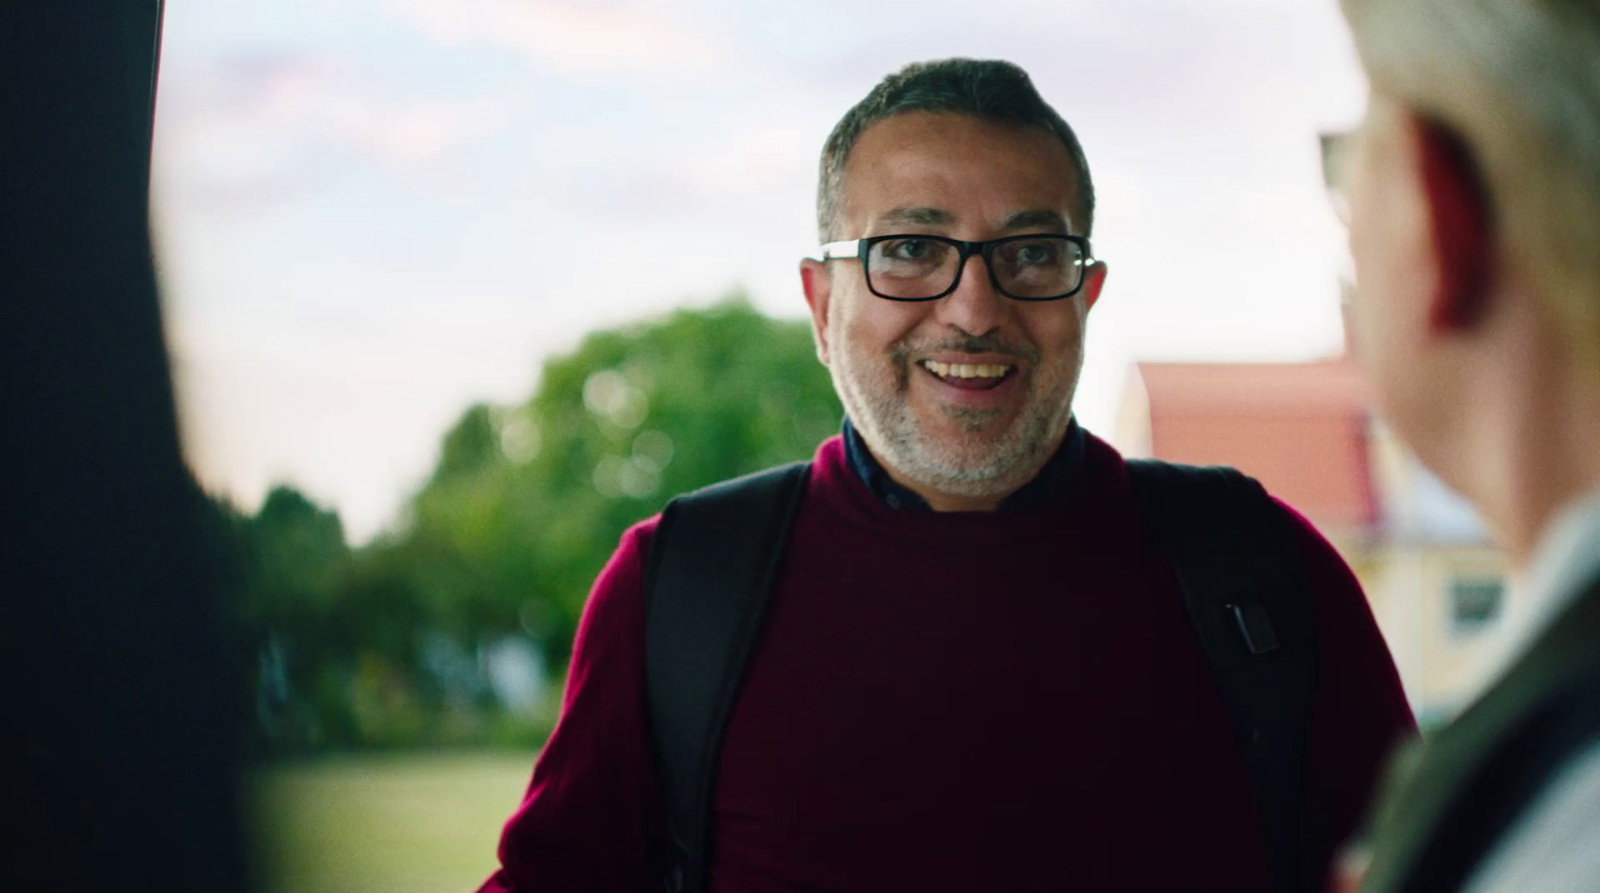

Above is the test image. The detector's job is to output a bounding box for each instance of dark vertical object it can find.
[1,3,251,892]
[1126,461,1320,893]
[644,462,812,893]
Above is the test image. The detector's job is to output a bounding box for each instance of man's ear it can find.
[1080,260,1108,313]
[800,257,833,365]
[1414,115,1493,332]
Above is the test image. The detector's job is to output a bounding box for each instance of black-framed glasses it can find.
[818,233,1094,302]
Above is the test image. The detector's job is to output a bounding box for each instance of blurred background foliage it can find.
[211,297,841,753]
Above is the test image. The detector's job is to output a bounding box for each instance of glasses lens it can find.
[992,236,1083,299]
[865,237,958,299]
[1320,130,1354,226]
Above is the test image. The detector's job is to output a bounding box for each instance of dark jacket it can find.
[1358,577,1600,893]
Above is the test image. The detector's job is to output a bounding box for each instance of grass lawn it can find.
[252,750,538,893]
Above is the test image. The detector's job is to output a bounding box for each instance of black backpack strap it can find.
[1126,459,1321,893]
[643,461,811,893]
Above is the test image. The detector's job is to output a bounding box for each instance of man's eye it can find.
[1015,242,1058,265]
[886,239,932,260]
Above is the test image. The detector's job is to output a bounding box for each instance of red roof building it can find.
[1116,359,1377,536]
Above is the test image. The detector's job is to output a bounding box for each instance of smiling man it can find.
[803,109,1101,511]
[478,59,1412,893]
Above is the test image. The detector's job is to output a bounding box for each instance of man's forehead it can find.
[874,205,1073,232]
[838,113,1081,233]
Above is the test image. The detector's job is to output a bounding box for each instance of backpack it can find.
[643,459,1318,893]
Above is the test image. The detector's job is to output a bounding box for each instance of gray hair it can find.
[1341,0,1600,335]
[816,58,1095,242]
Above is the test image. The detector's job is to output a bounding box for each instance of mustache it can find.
[891,333,1040,365]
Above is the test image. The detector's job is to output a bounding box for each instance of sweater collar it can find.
[841,415,1085,513]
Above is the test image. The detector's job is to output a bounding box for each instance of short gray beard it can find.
[830,329,1081,500]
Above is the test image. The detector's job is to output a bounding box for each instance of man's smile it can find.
[918,359,1015,391]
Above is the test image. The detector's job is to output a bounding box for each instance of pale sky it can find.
[154,0,1369,542]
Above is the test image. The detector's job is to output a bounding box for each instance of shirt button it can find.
[886,495,902,509]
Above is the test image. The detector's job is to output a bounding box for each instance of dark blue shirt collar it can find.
[841,415,1085,512]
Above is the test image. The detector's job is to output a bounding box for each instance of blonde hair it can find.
[1341,0,1600,339]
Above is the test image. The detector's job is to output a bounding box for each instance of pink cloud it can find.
[154,54,507,206]
[388,0,728,76]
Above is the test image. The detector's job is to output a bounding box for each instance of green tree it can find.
[222,295,842,751]
[403,295,842,671]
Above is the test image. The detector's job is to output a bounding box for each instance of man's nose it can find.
[935,252,1009,336]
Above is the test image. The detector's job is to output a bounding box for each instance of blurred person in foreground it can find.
[479,58,1412,893]
[1329,1,1600,892]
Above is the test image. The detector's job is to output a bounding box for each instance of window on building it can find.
[1450,578,1504,634]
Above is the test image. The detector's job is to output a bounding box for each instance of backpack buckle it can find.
[1230,603,1281,655]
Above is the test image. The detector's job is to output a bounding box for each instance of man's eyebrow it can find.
[1001,209,1072,231]
[878,207,955,227]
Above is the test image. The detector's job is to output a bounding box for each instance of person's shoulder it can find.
[577,514,662,630]
[1461,740,1600,893]
[1262,492,1412,706]
[1253,493,1369,605]
[1266,495,1344,555]
[617,512,662,559]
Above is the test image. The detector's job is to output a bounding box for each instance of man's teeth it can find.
[921,360,1012,379]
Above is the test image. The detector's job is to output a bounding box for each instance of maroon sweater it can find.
[480,433,1413,892]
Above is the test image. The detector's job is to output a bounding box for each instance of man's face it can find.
[1345,92,1452,458]
[801,112,1106,501]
